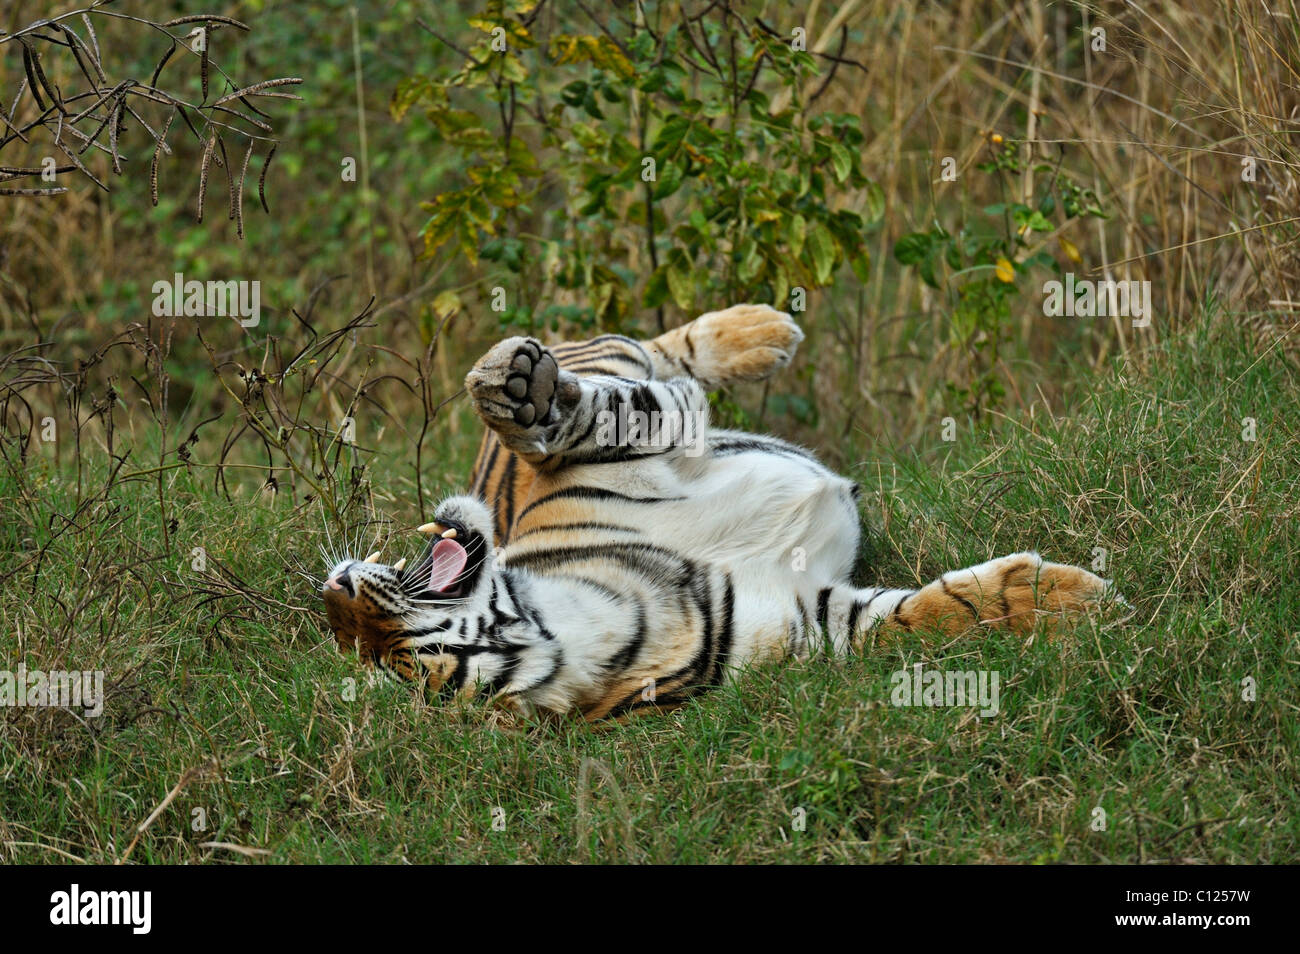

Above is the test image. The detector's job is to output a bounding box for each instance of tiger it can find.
[320,303,1114,720]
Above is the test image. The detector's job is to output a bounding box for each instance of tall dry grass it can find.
[794,0,1298,450]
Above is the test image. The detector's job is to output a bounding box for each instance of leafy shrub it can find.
[393,0,881,336]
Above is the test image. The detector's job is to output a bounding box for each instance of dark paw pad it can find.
[505,341,558,427]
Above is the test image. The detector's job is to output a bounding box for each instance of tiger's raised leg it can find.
[643,303,804,388]
[541,303,804,385]
[467,303,802,541]
[466,337,709,470]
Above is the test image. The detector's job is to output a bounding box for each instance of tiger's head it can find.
[320,496,497,683]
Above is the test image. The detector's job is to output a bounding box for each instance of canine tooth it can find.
[440,528,458,539]
[364,551,381,563]
[417,523,441,533]
[393,558,407,571]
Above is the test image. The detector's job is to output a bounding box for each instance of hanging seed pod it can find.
[258,141,278,214]
[235,139,253,238]
[21,45,46,111]
[150,111,175,206]
[28,43,64,114]
[200,28,210,100]
[150,43,177,89]
[197,131,216,221]
[211,77,303,108]
[80,14,102,74]
[107,97,123,174]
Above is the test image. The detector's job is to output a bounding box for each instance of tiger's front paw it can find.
[466,337,576,433]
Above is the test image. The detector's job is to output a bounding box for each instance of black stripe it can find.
[514,485,685,525]
[499,570,554,640]
[469,437,490,496]
[508,645,563,694]
[635,563,711,700]
[480,650,522,694]
[567,405,601,449]
[563,357,649,376]
[552,334,640,353]
[709,436,818,462]
[446,656,467,690]
[501,452,519,537]
[846,599,865,641]
[892,593,912,630]
[941,580,980,620]
[561,443,674,466]
[488,577,518,629]
[711,575,735,685]
[629,383,656,420]
[816,586,835,653]
[552,337,653,375]
[609,597,648,670]
[510,520,639,541]
[504,541,694,584]
[472,437,500,499]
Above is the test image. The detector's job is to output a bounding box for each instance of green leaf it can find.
[737,237,762,283]
[390,76,434,122]
[643,265,671,308]
[653,160,684,199]
[788,213,807,260]
[863,181,886,223]
[666,262,693,310]
[501,53,528,84]
[850,251,871,284]
[772,265,789,309]
[807,222,834,284]
[894,232,931,265]
[560,80,588,107]
[652,115,692,153]
[457,219,479,266]
[918,255,939,288]
[830,142,851,183]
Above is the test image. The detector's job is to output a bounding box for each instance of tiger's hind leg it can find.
[805,553,1115,654]
[644,303,803,389]
[538,303,804,387]
[466,337,709,471]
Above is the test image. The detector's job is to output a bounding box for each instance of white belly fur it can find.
[559,440,861,666]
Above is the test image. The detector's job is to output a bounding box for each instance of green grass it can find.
[1,311,1296,864]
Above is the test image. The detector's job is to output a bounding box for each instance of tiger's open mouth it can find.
[398,518,488,602]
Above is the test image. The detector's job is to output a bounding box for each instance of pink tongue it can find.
[427,538,468,592]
